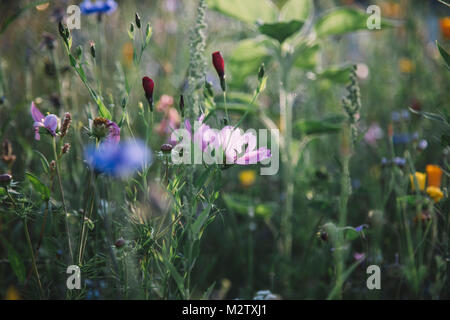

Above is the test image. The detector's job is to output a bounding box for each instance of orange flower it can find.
[426,165,442,188]
[440,17,450,40]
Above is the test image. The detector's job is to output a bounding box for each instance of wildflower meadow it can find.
[0,0,449,302]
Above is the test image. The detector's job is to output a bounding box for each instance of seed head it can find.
[60,113,72,138]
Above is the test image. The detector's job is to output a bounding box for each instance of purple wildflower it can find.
[30,102,59,140]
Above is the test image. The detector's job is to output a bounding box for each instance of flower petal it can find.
[44,114,59,135]
[30,102,44,123]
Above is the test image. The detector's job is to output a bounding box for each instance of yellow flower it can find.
[399,58,415,73]
[5,285,21,300]
[410,172,426,191]
[239,170,256,188]
[427,186,444,203]
[426,164,442,188]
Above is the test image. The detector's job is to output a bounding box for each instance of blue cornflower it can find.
[355,224,368,232]
[85,140,152,178]
[393,157,406,167]
[80,0,118,15]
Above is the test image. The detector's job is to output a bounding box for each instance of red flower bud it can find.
[212,51,226,92]
[212,51,225,78]
[142,76,155,111]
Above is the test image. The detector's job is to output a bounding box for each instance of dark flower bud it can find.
[115,237,126,248]
[142,77,155,111]
[212,51,226,92]
[318,230,328,242]
[135,13,141,29]
[60,112,72,138]
[61,143,71,154]
[258,63,265,81]
[0,173,12,186]
[58,21,67,39]
[90,41,96,59]
[179,95,184,117]
[161,144,173,154]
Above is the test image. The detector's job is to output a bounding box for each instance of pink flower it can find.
[364,123,383,146]
[30,101,59,140]
[181,115,271,165]
[156,94,174,113]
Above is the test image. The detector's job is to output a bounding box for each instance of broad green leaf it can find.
[294,43,319,70]
[280,0,312,22]
[317,65,353,83]
[229,39,269,86]
[3,239,26,283]
[295,115,345,135]
[258,20,304,43]
[26,172,50,201]
[206,0,278,24]
[215,92,258,113]
[343,227,360,241]
[436,41,450,69]
[315,8,392,38]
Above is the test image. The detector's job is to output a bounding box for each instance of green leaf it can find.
[96,97,112,119]
[206,0,278,24]
[315,8,392,38]
[3,239,26,283]
[436,41,450,69]
[215,92,259,113]
[295,115,345,135]
[280,0,312,23]
[191,203,212,237]
[343,227,359,241]
[294,43,320,70]
[258,20,304,43]
[26,172,50,201]
[166,263,185,296]
[409,108,447,124]
[317,65,353,83]
[229,39,269,86]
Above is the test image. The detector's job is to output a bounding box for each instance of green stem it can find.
[24,217,45,299]
[52,137,74,263]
